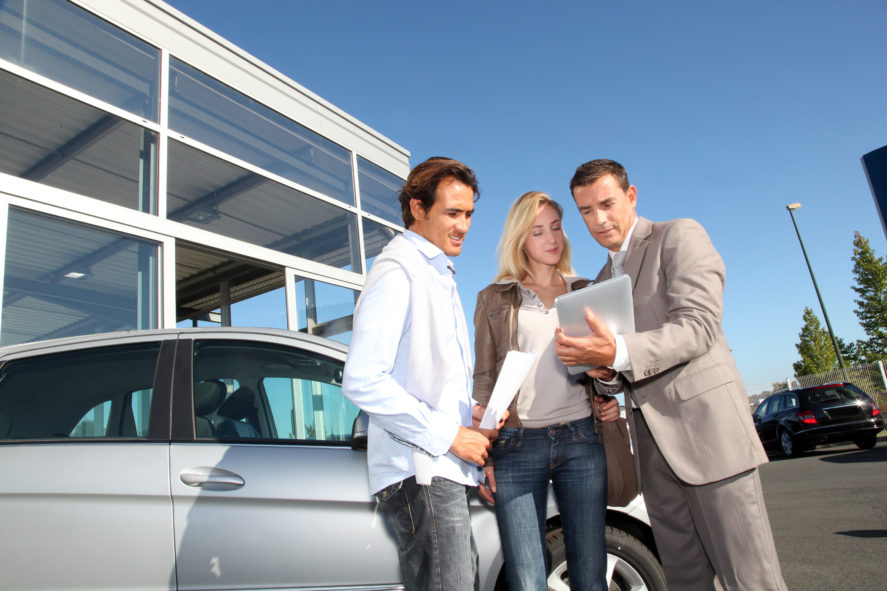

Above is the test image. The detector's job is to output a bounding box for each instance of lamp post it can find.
[786,203,848,379]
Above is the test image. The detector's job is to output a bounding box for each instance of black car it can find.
[753,382,884,457]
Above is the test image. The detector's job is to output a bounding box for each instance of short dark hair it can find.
[399,157,479,227]
[570,159,630,193]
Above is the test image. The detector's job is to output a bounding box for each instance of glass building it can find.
[0,0,407,346]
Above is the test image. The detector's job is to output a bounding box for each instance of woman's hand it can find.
[594,395,621,422]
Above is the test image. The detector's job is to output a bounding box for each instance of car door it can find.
[169,333,402,590]
[0,335,177,591]
[755,396,781,447]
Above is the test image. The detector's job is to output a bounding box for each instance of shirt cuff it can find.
[612,334,631,372]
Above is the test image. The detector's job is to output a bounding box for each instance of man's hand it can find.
[449,426,495,466]
[555,309,617,368]
[594,395,620,422]
[586,367,618,381]
[478,465,496,504]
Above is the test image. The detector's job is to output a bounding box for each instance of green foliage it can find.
[793,307,839,375]
[770,381,788,393]
[851,232,887,360]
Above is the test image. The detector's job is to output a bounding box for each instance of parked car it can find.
[753,382,884,457]
[0,328,666,591]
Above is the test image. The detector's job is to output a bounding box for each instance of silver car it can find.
[0,327,664,590]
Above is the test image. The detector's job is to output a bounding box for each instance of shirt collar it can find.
[609,216,639,260]
[404,230,455,276]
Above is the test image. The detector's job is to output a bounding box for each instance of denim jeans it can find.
[491,415,607,591]
[376,475,478,591]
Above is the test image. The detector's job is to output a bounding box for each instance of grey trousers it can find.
[633,411,788,591]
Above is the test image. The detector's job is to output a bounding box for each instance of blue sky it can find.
[167,0,887,393]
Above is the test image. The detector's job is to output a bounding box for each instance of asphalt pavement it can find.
[759,434,887,591]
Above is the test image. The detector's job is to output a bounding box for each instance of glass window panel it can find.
[169,58,354,205]
[362,218,400,271]
[176,287,288,330]
[293,277,356,345]
[1,208,160,346]
[0,342,160,440]
[0,0,160,120]
[357,156,403,225]
[168,139,358,270]
[0,70,158,213]
[230,287,287,329]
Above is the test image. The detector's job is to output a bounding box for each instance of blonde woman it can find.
[473,191,619,591]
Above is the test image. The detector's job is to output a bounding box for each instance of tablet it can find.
[554,274,635,374]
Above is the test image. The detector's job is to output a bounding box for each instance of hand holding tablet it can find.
[554,274,635,374]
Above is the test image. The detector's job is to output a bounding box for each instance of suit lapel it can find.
[624,217,652,294]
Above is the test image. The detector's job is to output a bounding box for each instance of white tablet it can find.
[554,274,635,375]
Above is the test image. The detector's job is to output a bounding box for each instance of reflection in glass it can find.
[168,140,358,270]
[362,217,399,270]
[293,277,356,344]
[0,70,158,213]
[358,157,403,225]
[169,58,354,205]
[1,208,159,345]
[0,0,161,120]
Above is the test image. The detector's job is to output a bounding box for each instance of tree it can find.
[850,232,887,360]
[794,307,838,375]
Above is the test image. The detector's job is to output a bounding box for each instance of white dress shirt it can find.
[609,217,639,373]
[343,231,479,494]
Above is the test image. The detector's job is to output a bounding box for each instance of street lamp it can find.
[785,203,848,379]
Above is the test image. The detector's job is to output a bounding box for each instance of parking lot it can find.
[759,435,887,591]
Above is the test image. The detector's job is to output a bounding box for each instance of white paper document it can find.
[479,350,538,429]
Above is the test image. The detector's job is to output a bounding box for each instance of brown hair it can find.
[399,157,479,227]
[569,159,630,193]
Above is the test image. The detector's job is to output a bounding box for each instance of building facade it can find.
[0,0,407,346]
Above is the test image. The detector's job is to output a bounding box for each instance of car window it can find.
[71,388,153,437]
[0,343,160,440]
[805,385,865,404]
[754,398,772,419]
[768,396,783,414]
[192,339,356,444]
[783,393,799,409]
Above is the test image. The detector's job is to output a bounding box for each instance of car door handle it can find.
[180,467,245,488]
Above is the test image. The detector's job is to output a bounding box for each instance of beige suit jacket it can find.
[596,216,767,486]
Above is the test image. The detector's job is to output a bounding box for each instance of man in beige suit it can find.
[555,159,787,591]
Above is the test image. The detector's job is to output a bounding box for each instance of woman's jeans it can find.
[377,476,478,591]
[491,415,607,591]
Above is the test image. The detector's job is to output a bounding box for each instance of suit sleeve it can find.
[623,219,726,381]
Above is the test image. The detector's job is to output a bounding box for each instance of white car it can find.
[0,327,665,590]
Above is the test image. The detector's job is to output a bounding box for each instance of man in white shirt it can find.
[343,156,501,590]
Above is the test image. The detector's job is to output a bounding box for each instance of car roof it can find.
[0,327,349,360]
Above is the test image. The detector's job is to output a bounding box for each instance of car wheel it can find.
[854,432,877,450]
[546,525,668,591]
[779,429,799,457]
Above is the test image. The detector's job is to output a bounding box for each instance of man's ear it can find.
[409,198,426,222]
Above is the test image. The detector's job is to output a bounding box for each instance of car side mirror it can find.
[351,411,368,450]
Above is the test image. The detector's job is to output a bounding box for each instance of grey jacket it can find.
[597,216,768,485]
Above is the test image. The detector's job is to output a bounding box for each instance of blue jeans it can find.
[491,415,607,591]
[376,476,478,591]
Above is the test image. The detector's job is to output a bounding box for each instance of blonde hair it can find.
[493,191,575,282]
